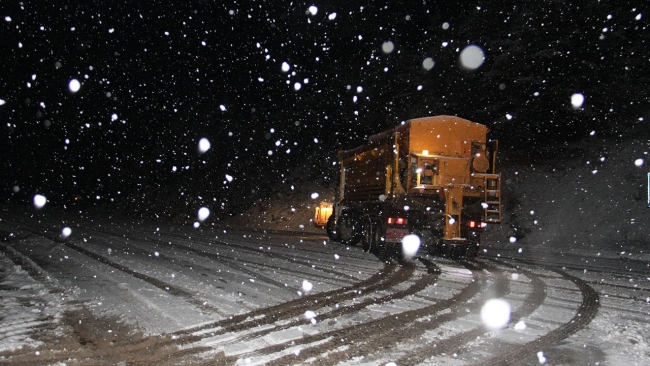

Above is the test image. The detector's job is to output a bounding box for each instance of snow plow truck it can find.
[326,115,501,259]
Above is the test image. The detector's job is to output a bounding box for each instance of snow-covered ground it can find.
[0,132,648,365]
[0,242,67,353]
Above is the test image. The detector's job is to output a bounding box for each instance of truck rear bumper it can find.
[428,238,480,257]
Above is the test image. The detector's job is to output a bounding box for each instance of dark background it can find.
[1,0,648,219]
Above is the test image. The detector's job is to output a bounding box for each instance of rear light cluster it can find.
[387,217,407,225]
[467,220,487,229]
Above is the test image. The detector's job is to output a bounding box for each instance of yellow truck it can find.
[326,115,501,259]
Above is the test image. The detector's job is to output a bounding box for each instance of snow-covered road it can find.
[0,206,648,365]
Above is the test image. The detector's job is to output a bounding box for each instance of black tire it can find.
[372,222,390,260]
[362,217,384,254]
[326,214,339,241]
[427,243,439,256]
[361,216,374,252]
[380,242,395,262]
[337,210,361,246]
[466,242,480,258]
[430,239,448,257]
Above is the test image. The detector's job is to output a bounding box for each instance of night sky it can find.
[1,1,648,218]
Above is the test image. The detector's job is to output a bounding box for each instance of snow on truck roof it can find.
[340,116,488,159]
[369,115,486,143]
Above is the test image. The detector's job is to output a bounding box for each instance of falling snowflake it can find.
[302,280,313,292]
[422,57,435,70]
[571,93,585,108]
[401,234,421,259]
[198,138,211,153]
[480,298,511,330]
[198,207,210,221]
[33,194,47,208]
[68,79,81,92]
[459,45,485,69]
[61,227,72,238]
[382,41,395,54]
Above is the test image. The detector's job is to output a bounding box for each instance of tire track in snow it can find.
[6,214,393,326]
[0,242,65,294]
[2,220,227,315]
[482,251,650,283]
[0,242,63,354]
[2,217,414,366]
[9,217,348,319]
[132,259,429,365]
[391,258,548,365]
[124,228,370,282]
[87,229,296,292]
[47,261,415,366]
[477,258,600,366]
[88,227,366,291]
[188,258,436,351]
[172,262,408,337]
[225,260,496,366]
[5,215,375,317]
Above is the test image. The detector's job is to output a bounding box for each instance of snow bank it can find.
[485,132,650,260]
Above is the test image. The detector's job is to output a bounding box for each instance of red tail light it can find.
[468,221,487,228]
[387,217,407,225]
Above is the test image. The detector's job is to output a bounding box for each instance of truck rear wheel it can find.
[326,214,340,241]
[466,242,480,257]
[362,218,381,253]
[337,210,361,246]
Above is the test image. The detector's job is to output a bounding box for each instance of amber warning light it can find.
[314,202,333,227]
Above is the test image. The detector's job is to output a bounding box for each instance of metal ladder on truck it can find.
[483,174,502,222]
